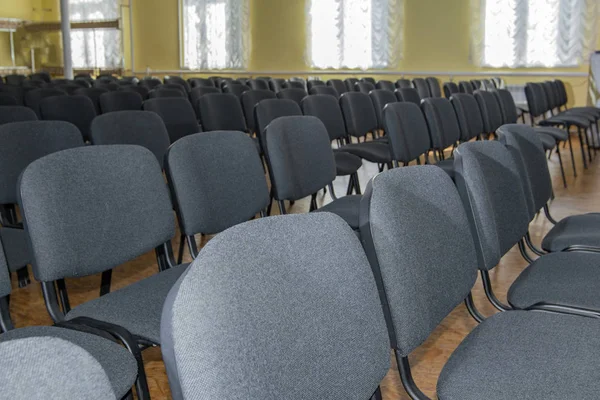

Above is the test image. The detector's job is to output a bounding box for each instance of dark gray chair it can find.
[165,131,269,260]
[359,164,600,400]
[57,83,81,95]
[198,93,248,133]
[161,212,389,400]
[121,85,149,100]
[223,83,251,98]
[248,79,270,91]
[149,88,187,99]
[449,93,485,142]
[265,116,362,229]
[309,85,338,97]
[474,89,504,138]
[24,88,67,118]
[91,111,170,169]
[344,78,359,92]
[3,74,26,86]
[0,106,37,125]
[0,85,24,105]
[443,82,459,98]
[286,80,306,90]
[39,95,97,141]
[74,87,108,114]
[458,81,474,94]
[395,87,421,105]
[426,77,442,97]
[268,78,286,92]
[189,86,221,111]
[139,78,162,90]
[376,80,395,92]
[188,78,215,88]
[143,98,201,143]
[369,89,397,133]
[395,79,412,89]
[241,89,277,134]
[99,91,143,113]
[94,82,120,91]
[164,76,191,93]
[0,94,17,106]
[307,80,326,92]
[361,77,376,85]
[470,79,483,90]
[254,98,302,154]
[356,82,375,94]
[328,79,348,96]
[421,97,460,163]
[412,78,431,99]
[276,88,307,106]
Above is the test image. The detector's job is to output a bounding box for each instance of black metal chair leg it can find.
[370,386,383,400]
[556,145,567,188]
[176,233,185,264]
[16,267,30,288]
[464,292,485,323]
[395,353,430,400]
[277,200,287,215]
[567,132,577,177]
[0,296,14,332]
[100,270,112,297]
[577,127,588,169]
[480,270,511,311]
[353,173,362,194]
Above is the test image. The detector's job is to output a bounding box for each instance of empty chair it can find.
[139,78,162,90]
[376,80,395,92]
[268,78,286,93]
[450,93,485,142]
[57,83,81,95]
[306,79,326,91]
[276,88,307,106]
[165,131,269,260]
[24,88,67,118]
[254,98,302,149]
[361,77,376,85]
[248,79,269,91]
[94,82,120,91]
[164,76,191,92]
[99,91,143,113]
[223,83,251,98]
[0,106,37,125]
[189,86,221,117]
[40,95,96,141]
[143,97,201,143]
[0,94,18,106]
[369,89,398,133]
[412,78,431,99]
[188,77,215,88]
[241,89,277,134]
[443,81,459,98]
[121,85,149,99]
[395,87,421,105]
[474,89,504,137]
[458,81,474,94]
[356,82,375,94]
[426,77,442,97]
[309,85,338,97]
[198,93,248,133]
[154,84,187,95]
[4,74,26,86]
[265,116,362,228]
[91,111,170,168]
[161,213,389,400]
[30,72,51,83]
[0,85,24,105]
[421,98,461,164]
[149,88,186,99]
[359,164,600,399]
[470,79,483,90]
[344,78,359,92]
[395,79,412,89]
[286,80,306,90]
[74,87,108,114]
[327,79,348,96]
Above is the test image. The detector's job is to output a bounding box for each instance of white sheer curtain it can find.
[306,0,403,69]
[181,0,250,70]
[69,0,122,69]
[471,0,598,68]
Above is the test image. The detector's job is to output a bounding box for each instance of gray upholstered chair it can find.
[161,213,390,400]
[344,78,359,92]
[306,80,326,91]
[395,87,421,105]
[0,106,37,125]
[189,86,221,117]
[285,80,306,90]
[248,78,270,91]
[473,89,505,138]
[91,111,170,169]
[241,89,277,134]
[39,95,97,141]
[361,77,376,85]
[421,97,461,163]
[376,80,395,92]
[164,76,191,93]
[0,94,18,106]
[425,77,442,98]
[197,93,248,133]
[359,164,600,399]
[188,77,215,88]
[268,78,286,92]
[356,82,375,94]
[369,89,397,134]
[412,78,431,99]
[276,88,307,106]
[254,98,302,155]
[309,85,339,97]
[149,88,187,99]
[449,93,485,142]
[395,78,412,89]
[18,145,190,398]
[143,97,201,143]
[165,131,269,261]
[458,81,474,94]
[265,116,362,229]
[24,88,67,118]
[99,91,144,113]
[121,85,149,100]
[73,87,108,114]
[223,83,251,98]
[328,79,348,96]
[443,81,459,98]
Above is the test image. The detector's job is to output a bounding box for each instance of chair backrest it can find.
[94,82,120,91]
[395,87,421,105]
[255,99,302,153]
[359,165,478,356]
[198,93,247,133]
[0,94,18,106]
[188,78,215,88]
[541,81,559,110]
[497,124,553,217]
[0,106,37,125]
[276,88,307,106]
[383,102,431,163]
[453,141,531,271]
[0,336,117,399]
[99,91,143,113]
[91,111,170,169]
[30,72,51,83]
[143,98,201,143]
[474,89,504,133]
[554,79,568,107]
[412,78,431,99]
[39,95,97,141]
[458,81,474,94]
[421,97,461,151]
[248,79,270,91]
[121,85,149,100]
[481,79,495,91]
[356,82,375,94]
[344,78,359,92]
[450,93,484,142]
[4,74,26,86]
[492,89,519,124]
[57,84,81,95]
[361,77,376,85]
[19,145,175,282]
[286,80,306,90]
[161,213,389,400]
[165,131,269,236]
[301,94,348,142]
[0,86,24,105]
[443,82,459,98]
[139,78,162,90]
[73,88,108,115]
[164,77,191,92]
[150,88,187,99]
[223,83,251,98]
[241,89,277,133]
[268,78,286,93]
[395,79,412,89]
[339,92,377,138]
[309,85,338,97]
[265,116,336,201]
[0,230,12,299]
[327,79,347,96]
[189,86,221,111]
[471,80,483,90]
[426,77,442,97]
[24,88,67,118]
[376,80,395,92]
[306,80,326,91]
[369,89,398,130]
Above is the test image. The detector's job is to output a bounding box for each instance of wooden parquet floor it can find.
[7,136,600,399]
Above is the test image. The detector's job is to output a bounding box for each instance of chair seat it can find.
[339,142,392,163]
[66,264,189,344]
[539,114,590,128]
[537,132,556,151]
[437,310,600,400]
[507,252,600,310]
[0,325,138,398]
[542,213,600,252]
[558,110,598,122]
[315,195,361,229]
[434,159,454,179]
[533,126,568,141]
[0,228,31,272]
[334,150,362,176]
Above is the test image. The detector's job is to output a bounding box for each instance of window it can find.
[69,0,121,69]
[306,0,403,70]
[181,0,250,70]
[478,0,598,68]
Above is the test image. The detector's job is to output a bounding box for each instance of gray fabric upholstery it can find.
[395,79,412,89]
[412,78,431,99]
[189,78,215,88]
[74,87,108,114]
[507,251,600,310]
[161,213,390,400]
[492,89,519,123]
[285,80,306,90]
[333,151,363,175]
[19,145,175,282]
[166,131,269,235]
[538,132,556,150]
[150,88,187,99]
[435,159,455,178]
[383,102,430,162]
[474,90,504,133]
[458,81,474,94]
[39,95,97,141]
[265,116,336,201]
[309,85,338,97]
[356,82,375,94]
[533,126,568,141]
[344,78,359,92]
[426,77,442,97]
[240,89,277,133]
[189,86,221,111]
[198,93,247,132]
[541,214,600,252]
[99,91,143,113]
[90,111,171,168]
[361,166,477,356]
[0,106,37,125]
[443,82,459,98]
[255,99,302,154]
[369,89,397,129]
[0,336,117,400]
[0,94,18,106]
[307,80,325,91]
[421,97,461,150]
[450,93,484,141]
[301,95,348,141]
[454,141,531,271]
[395,87,421,105]
[0,121,84,204]
[248,79,269,91]
[122,85,149,100]
[376,80,395,92]
[0,232,11,298]
[327,79,348,95]
[24,88,67,118]
[268,78,286,92]
[276,88,308,106]
[0,228,31,272]
[438,310,600,400]
[340,92,378,138]
[223,84,251,99]
[143,98,201,143]
[165,77,191,92]
[316,194,361,229]
[0,325,138,398]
